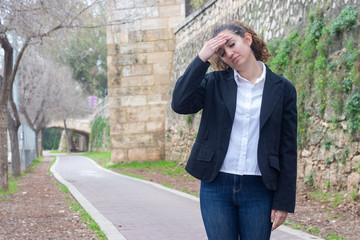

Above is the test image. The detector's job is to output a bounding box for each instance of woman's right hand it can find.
[198,34,228,63]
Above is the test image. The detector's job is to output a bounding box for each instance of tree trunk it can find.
[0,107,9,191]
[63,119,71,153]
[7,112,21,177]
[35,129,43,158]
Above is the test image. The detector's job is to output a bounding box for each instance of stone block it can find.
[159,5,181,17]
[154,74,171,84]
[146,7,159,18]
[153,63,171,74]
[128,31,146,43]
[107,44,120,56]
[347,172,360,191]
[155,0,178,6]
[120,21,141,32]
[115,54,147,66]
[109,108,126,124]
[130,64,153,76]
[115,0,134,9]
[146,121,164,132]
[108,75,121,87]
[133,0,147,8]
[111,149,128,163]
[121,95,147,107]
[149,105,166,121]
[119,44,137,54]
[147,93,167,105]
[147,51,173,64]
[123,122,146,134]
[129,148,148,161]
[137,42,155,53]
[146,29,173,41]
[168,16,183,28]
[141,18,169,30]
[121,75,154,87]
[127,106,150,122]
[147,147,164,160]
[154,41,169,52]
[106,26,115,44]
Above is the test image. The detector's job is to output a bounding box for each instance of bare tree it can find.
[0,0,104,190]
[18,48,91,157]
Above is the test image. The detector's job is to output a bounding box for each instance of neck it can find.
[235,59,262,84]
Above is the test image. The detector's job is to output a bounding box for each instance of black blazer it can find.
[171,56,298,213]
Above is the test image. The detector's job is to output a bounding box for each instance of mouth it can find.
[232,56,239,63]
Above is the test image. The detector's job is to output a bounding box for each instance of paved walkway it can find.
[50,154,323,240]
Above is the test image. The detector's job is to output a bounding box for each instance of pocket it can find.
[192,142,215,162]
[269,155,280,171]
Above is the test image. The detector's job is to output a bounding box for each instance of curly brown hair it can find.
[210,21,271,71]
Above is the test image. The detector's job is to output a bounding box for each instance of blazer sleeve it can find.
[171,56,211,114]
[272,82,298,213]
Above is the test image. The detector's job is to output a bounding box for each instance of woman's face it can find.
[215,30,253,70]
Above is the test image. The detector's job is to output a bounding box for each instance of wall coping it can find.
[174,0,217,34]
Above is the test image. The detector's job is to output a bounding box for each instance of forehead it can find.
[217,30,239,39]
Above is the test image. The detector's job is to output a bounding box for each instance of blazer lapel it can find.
[260,66,283,130]
[219,71,237,123]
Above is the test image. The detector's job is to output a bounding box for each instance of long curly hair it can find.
[210,21,271,71]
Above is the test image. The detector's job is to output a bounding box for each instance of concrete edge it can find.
[277,225,324,240]
[50,156,127,240]
[79,155,200,202]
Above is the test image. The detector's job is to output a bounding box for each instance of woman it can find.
[172,21,297,240]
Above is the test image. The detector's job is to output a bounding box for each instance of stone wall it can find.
[106,0,185,163]
[166,0,360,195]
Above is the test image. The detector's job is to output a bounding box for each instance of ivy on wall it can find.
[89,116,111,151]
[267,5,360,149]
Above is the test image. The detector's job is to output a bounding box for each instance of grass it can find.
[107,159,187,177]
[81,151,111,166]
[0,175,19,195]
[325,233,347,240]
[283,221,320,236]
[307,190,346,207]
[56,181,107,240]
[26,156,43,173]
[49,150,65,153]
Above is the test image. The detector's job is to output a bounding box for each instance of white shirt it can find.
[220,62,266,176]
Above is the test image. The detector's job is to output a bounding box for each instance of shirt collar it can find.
[233,61,266,84]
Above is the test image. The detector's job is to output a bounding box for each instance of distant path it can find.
[50,154,322,240]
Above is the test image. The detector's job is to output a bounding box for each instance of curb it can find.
[50,156,127,240]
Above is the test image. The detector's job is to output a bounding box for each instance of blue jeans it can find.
[200,172,273,240]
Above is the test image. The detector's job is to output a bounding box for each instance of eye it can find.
[229,43,235,47]
[218,50,225,57]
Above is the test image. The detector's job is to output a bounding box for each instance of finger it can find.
[271,210,276,223]
[271,220,281,231]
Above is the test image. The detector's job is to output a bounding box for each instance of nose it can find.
[225,48,233,59]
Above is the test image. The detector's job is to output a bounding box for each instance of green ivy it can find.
[267,5,360,148]
[89,116,110,151]
[345,93,360,132]
[329,5,358,35]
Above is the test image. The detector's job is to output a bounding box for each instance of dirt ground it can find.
[1,157,359,240]
[0,157,97,240]
[115,168,360,240]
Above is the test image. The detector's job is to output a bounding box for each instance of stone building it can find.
[106,0,185,162]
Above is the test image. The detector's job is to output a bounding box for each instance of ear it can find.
[244,33,253,47]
